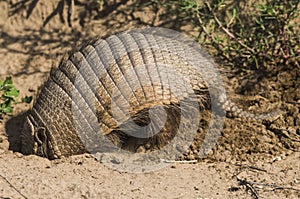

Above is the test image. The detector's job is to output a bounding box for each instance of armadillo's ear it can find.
[33,127,48,158]
[34,127,47,145]
[20,116,35,155]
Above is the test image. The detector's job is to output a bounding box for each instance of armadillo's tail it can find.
[221,99,281,120]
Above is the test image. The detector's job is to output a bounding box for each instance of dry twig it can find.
[0,174,28,199]
[231,164,300,199]
[204,0,255,54]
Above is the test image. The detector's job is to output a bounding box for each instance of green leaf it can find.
[2,82,15,90]
[232,8,236,17]
[3,76,13,86]
[22,96,33,103]
[1,106,13,114]
[4,88,19,98]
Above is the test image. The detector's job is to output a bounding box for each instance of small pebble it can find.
[0,149,5,155]
[14,152,23,158]
[136,146,146,153]
[187,154,195,160]
[272,156,282,162]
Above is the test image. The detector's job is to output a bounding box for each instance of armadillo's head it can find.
[21,113,61,159]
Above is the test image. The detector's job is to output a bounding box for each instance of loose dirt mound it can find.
[0,1,299,198]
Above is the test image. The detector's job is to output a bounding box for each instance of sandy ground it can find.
[0,1,299,198]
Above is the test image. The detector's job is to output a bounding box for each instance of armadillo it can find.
[20,27,278,160]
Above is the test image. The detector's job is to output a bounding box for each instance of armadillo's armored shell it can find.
[21,28,225,159]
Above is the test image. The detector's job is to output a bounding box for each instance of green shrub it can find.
[0,76,32,120]
[151,0,299,70]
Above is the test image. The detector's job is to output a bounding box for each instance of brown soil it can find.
[0,1,299,198]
